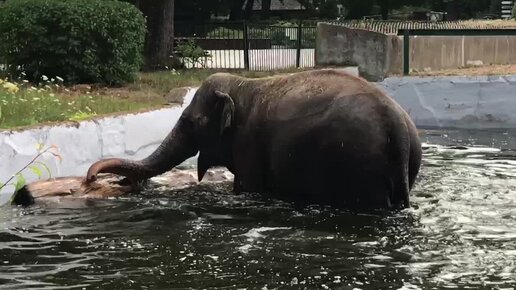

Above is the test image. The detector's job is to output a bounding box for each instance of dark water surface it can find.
[1,129,516,289]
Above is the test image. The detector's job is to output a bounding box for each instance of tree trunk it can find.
[229,0,246,20]
[244,0,255,20]
[445,0,460,20]
[489,0,501,15]
[137,0,175,70]
[380,0,390,20]
[261,0,271,20]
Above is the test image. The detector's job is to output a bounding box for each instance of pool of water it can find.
[1,129,516,289]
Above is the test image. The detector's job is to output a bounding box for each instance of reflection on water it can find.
[1,129,516,289]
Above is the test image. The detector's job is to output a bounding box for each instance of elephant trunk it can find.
[86,118,198,182]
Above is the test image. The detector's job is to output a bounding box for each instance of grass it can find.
[0,68,305,130]
[3,63,514,131]
[410,64,516,77]
[0,82,164,130]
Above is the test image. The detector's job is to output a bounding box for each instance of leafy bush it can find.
[271,30,293,47]
[207,26,244,39]
[0,0,146,85]
[302,29,316,48]
[175,40,212,68]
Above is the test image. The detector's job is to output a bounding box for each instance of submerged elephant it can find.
[86,69,422,211]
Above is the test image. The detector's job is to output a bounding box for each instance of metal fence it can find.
[322,19,516,34]
[174,21,316,71]
[174,20,516,72]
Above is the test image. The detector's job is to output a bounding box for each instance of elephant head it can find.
[86,81,237,184]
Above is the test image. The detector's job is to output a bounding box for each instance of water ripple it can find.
[1,129,516,288]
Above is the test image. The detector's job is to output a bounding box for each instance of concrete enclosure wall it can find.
[0,89,197,205]
[409,35,516,72]
[378,74,516,129]
[316,23,516,79]
[315,23,403,81]
[2,73,516,205]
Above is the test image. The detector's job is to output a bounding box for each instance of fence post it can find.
[296,20,302,68]
[403,29,410,76]
[243,20,250,70]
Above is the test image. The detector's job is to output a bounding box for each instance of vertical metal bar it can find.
[243,21,250,70]
[266,26,274,70]
[296,20,302,68]
[260,26,264,71]
[235,23,239,70]
[275,26,277,71]
[231,24,235,69]
[403,29,410,76]
[270,25,273,71]
[250,26,254,71]
[221,25,225,69]
[241,24,245,69]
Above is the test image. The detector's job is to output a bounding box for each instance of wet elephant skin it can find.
[85,69,422,211]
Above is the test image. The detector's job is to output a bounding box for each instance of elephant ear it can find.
[214,90,235,136]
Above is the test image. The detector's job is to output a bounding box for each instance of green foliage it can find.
[270,30,292,46]
[69,111,96,121]
[0,77,163,129]
[175,40,212,68]
[301,29,316,48]
[0,0,146,86]
[0,143,62,204]
[14,173,26,192]
[207,27,244,39]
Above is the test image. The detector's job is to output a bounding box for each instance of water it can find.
[1,129,516,289]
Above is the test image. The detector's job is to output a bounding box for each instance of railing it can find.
[323,19,516,34]
[174,21,316,71]
[397,28,516,75]
[173,20,516,73]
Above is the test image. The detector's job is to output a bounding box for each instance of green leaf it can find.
[14,173,26,191]
[29,165,43,179]
[34,161,52,178]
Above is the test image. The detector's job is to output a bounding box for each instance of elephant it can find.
[86,69,422,211]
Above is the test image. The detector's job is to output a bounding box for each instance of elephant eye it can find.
[199,116,209,127]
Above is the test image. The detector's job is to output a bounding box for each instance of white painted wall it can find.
[0,89,197,205]
[2,73,516,205]
[378,74,516,129]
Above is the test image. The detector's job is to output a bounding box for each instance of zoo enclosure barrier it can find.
[174,20,316,71]
[398,28,516,75]
[174,20,516,73]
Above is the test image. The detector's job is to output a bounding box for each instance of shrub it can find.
[271,30,293,47]
[0,0,146,85]
[175,39,212,68]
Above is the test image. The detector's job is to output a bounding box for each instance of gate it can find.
[174,21,316,71]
